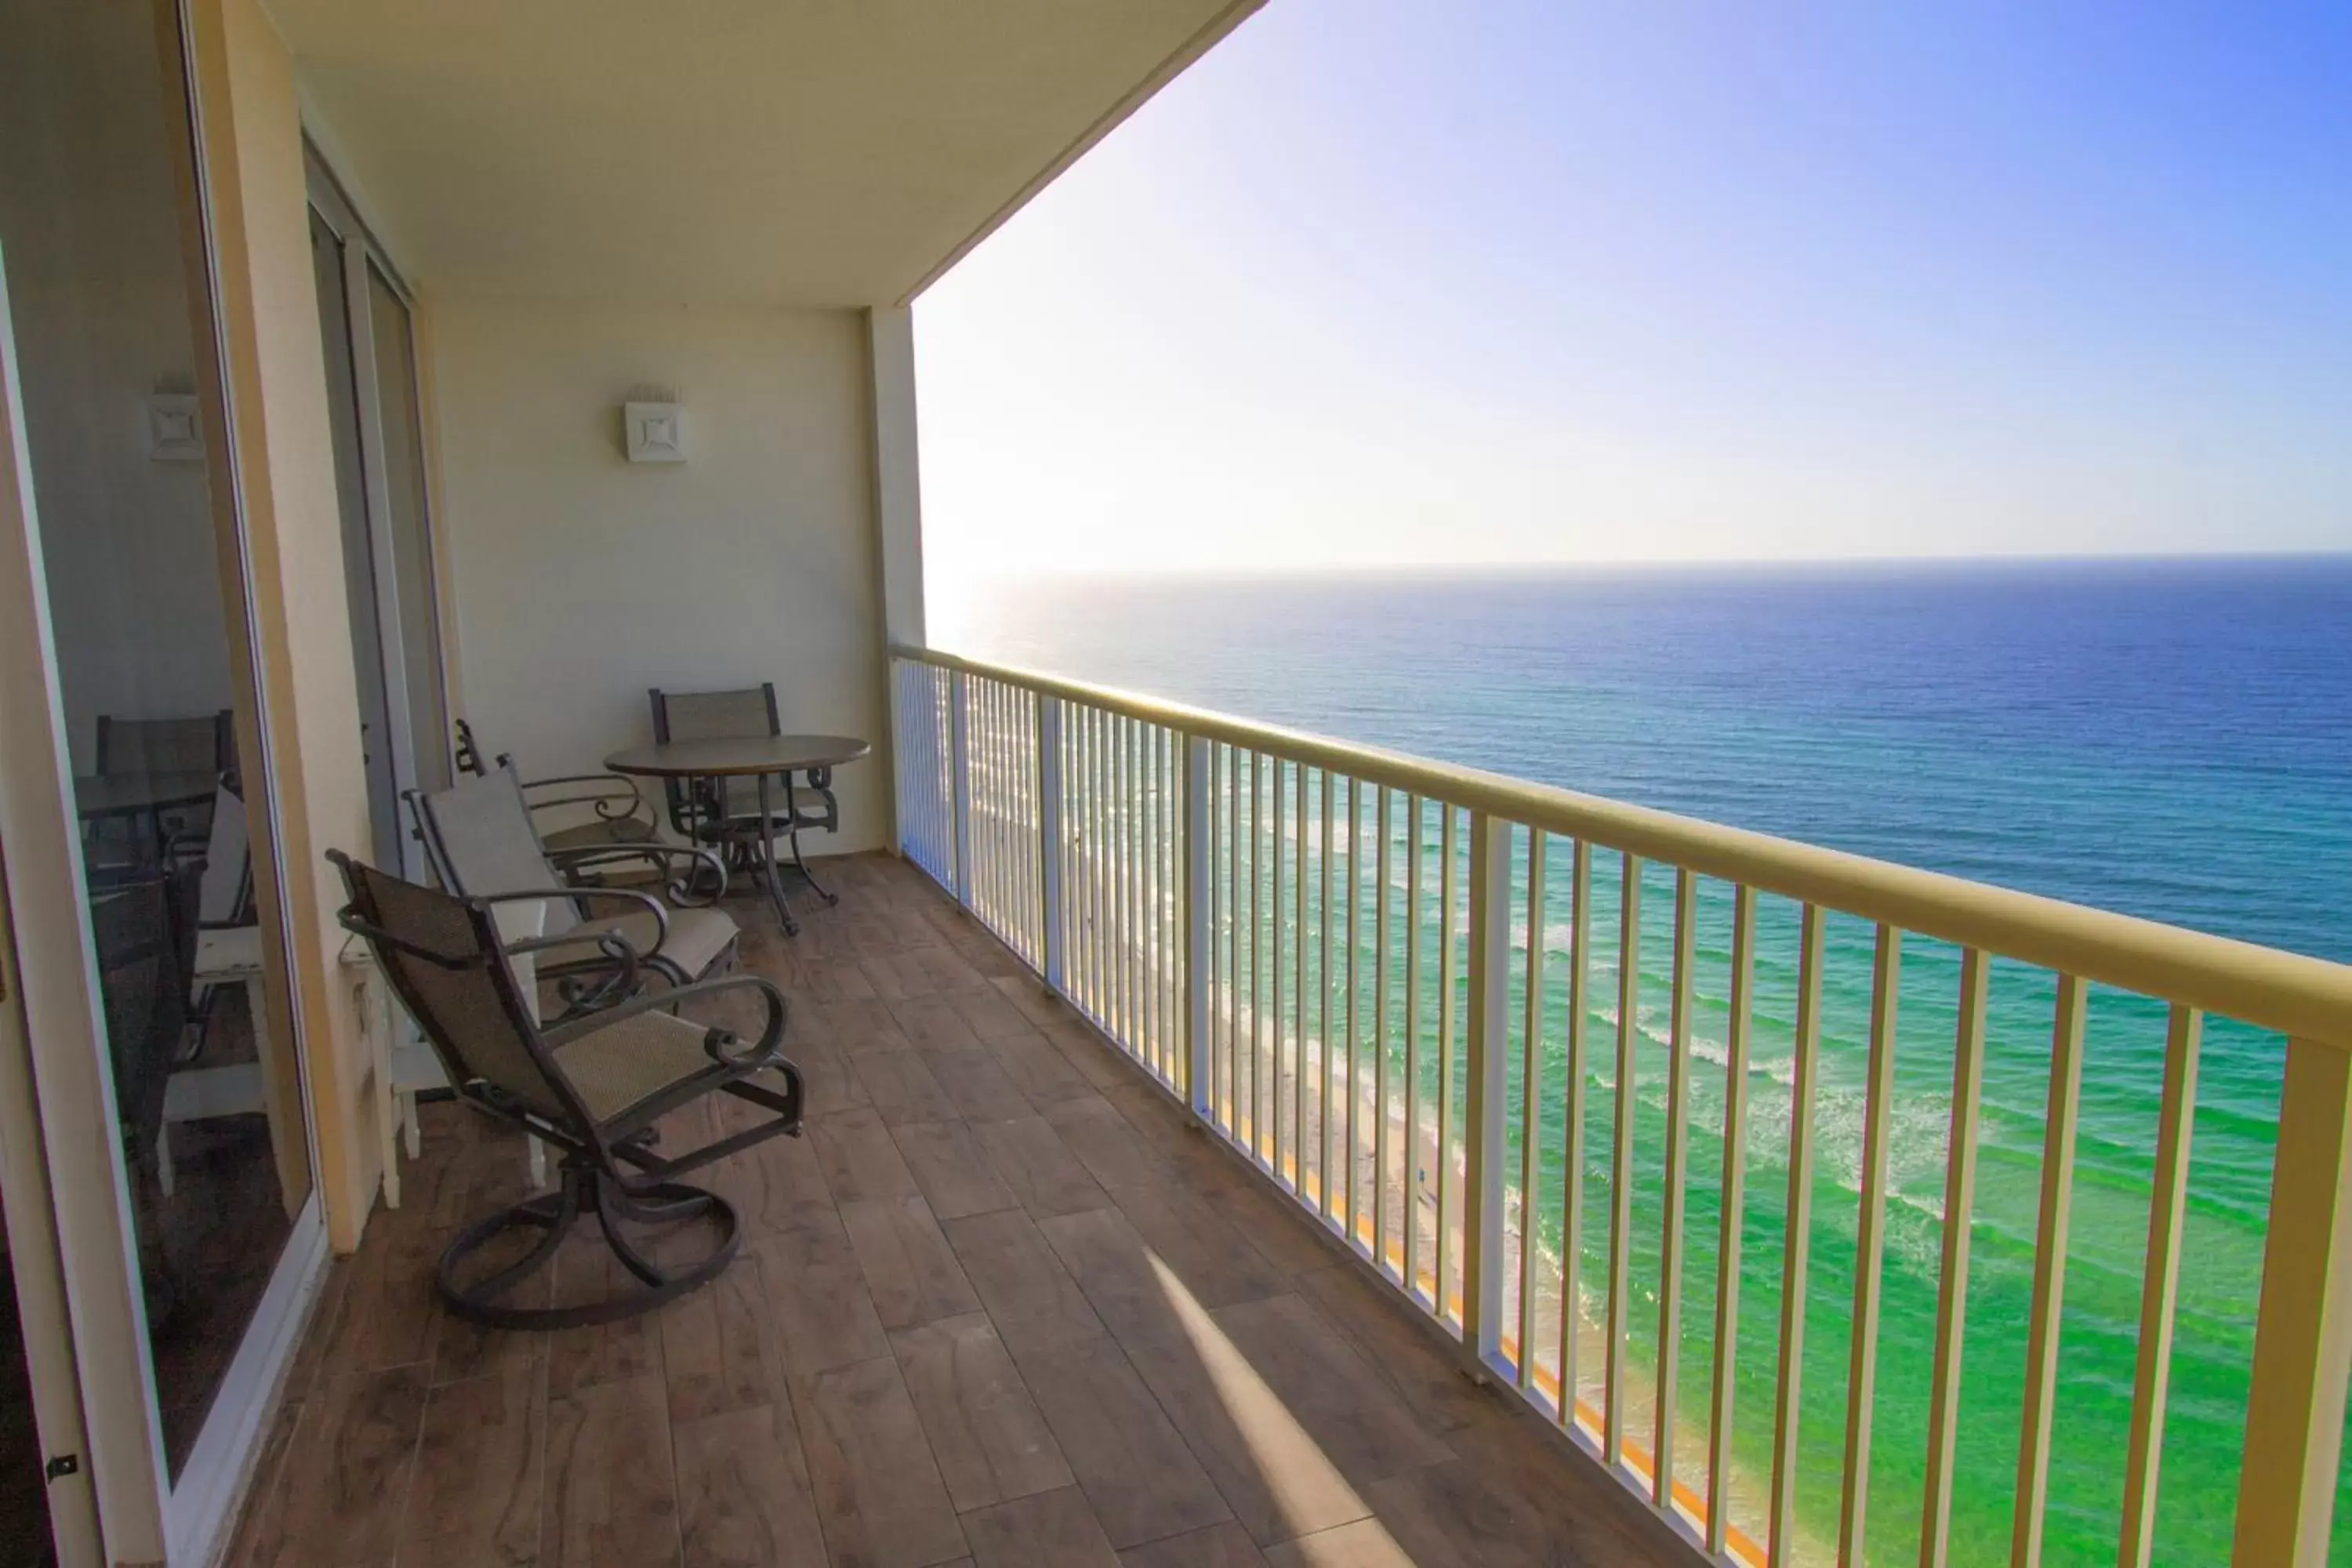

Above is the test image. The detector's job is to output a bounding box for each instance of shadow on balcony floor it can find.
[224,851,1687,1567]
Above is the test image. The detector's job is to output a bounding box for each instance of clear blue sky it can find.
[915,0,2352,608]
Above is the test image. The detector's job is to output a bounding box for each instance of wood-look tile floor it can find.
[226,852,1685,1568]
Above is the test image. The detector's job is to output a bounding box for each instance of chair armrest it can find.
[506,925,643,999]
[541,972,789,1067]
[517,772,648,822]
[466,885,671,954]
[541,842,727,906]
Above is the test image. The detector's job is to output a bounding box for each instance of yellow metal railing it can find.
[888,643,2352,1568]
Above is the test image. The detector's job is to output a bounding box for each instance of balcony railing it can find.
[888,644,2352,1568]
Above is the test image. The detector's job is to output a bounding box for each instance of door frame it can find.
[0,0,333,1555]
[305,149,452,880]
[0,844,105,1568]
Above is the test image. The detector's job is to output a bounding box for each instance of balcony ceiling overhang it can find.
[271,0,1259,307]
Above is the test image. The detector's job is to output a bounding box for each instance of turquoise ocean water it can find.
[942,557,2352,1566]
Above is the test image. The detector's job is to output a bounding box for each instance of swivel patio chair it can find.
[331,851,805,1327]
[452,717,661,865]
[408,764,739,999]
[648,682,839,905]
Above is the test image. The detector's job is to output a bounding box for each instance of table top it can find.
[74,770,219,817]
[603,734,872,778]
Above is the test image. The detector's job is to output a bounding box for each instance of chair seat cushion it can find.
[554,1010,717,1123]
[593,904,739,978]
[541,811,659,853]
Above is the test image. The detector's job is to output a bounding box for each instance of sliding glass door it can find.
[0,1,323,1560]
[310,164,452,878]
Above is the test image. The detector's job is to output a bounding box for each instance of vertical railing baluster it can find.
[1268,759,1284,1179]
[1654,867,1697,1507]
[2014,974,2088,1568]
[1920,946,1990,1568]
[949,669,973,907]
[1252,751,1268,1163]
[1228,747,1242,1136]
[1605,852,1644,1465]
[1375,786,1395,1278]
[2233,1033,2352,1568]
[1439,804,1461,1323]
[1405,793,1425,1300]
[2118,1012,2201,1566]
[1345,776,1362,1244]
[1185,734,1210,1116]
[1518,831,1548,1395]
[1464,811,1511,1364]
[1769,902,1828,1565]
[1559,838,1592,1437]
[1236,750,1250,1146]
[1706,884,1758,1551]
[1294,760,1309,1192]
[1091,706,1106,1022]
[1321,768,1337,1221]
[1838,924,1904,1566]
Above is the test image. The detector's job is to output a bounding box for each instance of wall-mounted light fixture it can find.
[143,392,201,461]
[622,383,688,463]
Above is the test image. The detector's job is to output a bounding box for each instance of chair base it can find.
[437,1157,739,1330]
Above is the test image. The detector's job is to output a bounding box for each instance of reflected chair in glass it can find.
[169,771,255,1058]
[452,717,661,868]
[89,707,234,865]
[408,764,739,996]
[94,708,235,778]
[646,682,840,905]
[89,862,202,1321]
[331,851,804,1327]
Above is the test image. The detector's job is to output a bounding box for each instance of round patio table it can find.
[603,735,869,935]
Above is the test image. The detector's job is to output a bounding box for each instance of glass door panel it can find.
[367,263,452,798]
[0,0,314,1486]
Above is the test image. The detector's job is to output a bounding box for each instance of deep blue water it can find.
[946,558,2352,962]
[940,557,2352,1566]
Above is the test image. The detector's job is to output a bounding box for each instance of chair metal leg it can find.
[437,1160,740,1330]
[785,826,838,906]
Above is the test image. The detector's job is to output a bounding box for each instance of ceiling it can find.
[274,0,1261,307]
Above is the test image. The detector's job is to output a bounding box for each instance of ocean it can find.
[935,557,2352,1566]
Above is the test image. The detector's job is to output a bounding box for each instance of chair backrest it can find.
[330,851,582,1127]
[197,775,253,927]
[90,866,201,1153]
[96,710,234,779]
[648,684,780,826]
[407,766,577,943]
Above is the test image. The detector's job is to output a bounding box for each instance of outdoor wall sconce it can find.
[143,392,202,461]
[622,390,688,463]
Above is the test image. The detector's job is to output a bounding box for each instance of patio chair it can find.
[408,765,739,996]
[89,708,235,864]
[95,709,236,778]
[90,862,201,1324]
[168,771,254,1058]
[452,717,662,862]
[331,851,804,1327]
[648,682,839,896]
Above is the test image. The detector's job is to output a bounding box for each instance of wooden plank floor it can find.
[226,852,1687,1568]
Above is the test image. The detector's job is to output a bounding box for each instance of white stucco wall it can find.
[427,297,890,851]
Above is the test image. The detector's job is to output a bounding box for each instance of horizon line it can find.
[954,547,2352,586]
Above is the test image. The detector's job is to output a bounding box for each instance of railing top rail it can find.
[895,642,2352,1046]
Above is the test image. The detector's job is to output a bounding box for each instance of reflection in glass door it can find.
[0,0,318,1540]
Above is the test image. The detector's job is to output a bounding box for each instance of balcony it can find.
[222,850,1684,1566]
